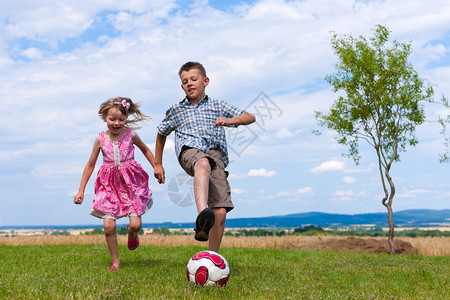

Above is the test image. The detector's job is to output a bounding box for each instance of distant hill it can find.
[144,209,450,229]
[2,209,448,230]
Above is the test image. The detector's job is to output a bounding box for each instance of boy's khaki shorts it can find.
[179,147,234,212]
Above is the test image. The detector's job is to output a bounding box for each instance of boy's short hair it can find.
[178,61,207,78]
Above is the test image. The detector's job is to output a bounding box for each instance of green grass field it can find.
[0,244,448,299]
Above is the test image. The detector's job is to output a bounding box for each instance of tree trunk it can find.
[375,139,398,254]
[385,202,395,254]
[383,161,396,255]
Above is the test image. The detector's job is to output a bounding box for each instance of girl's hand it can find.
[74,191,84,205]
[214,117,229,127]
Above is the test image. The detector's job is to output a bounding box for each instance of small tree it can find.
[316,25,436,254]
[438,97,450,163]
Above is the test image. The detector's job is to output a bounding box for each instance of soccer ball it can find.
[186,251,230,287]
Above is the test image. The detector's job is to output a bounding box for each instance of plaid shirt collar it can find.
[181,94,208,106]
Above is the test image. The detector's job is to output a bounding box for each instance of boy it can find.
[154,61,255,252]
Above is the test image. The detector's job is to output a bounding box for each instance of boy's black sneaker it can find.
[194,208,215,242]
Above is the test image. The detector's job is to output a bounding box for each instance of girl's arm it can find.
[131,131,156,168]
[73,136,101,205]
[214,112,256,127]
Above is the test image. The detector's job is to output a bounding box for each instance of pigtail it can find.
[123,97,151,129]
[98,97,151,130]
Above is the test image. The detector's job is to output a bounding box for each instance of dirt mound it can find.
[280,236,419,255]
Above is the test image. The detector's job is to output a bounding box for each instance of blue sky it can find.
[1,0,449,227]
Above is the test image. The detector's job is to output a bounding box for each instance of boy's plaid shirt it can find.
[157,95,245,167]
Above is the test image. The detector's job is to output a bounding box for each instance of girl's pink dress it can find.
[89,129,152,219]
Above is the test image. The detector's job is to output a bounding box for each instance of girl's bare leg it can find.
[104,218,120,268]
[128,215,142,236]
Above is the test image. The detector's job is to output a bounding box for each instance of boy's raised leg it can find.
[193,158,210,212]
[193,158,215,241]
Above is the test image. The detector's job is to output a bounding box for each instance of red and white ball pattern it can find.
[186,251,230,286]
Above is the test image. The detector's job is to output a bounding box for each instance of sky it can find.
[1,0,450,227]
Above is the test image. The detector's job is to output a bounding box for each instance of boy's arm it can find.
[131,131,155,168]
[214,112,256,127]
[154,133,167,184]
[74,136,101,205]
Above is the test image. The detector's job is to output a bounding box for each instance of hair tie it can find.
[121,100,130,111]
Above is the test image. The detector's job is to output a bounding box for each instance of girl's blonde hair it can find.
[98,97,150,129]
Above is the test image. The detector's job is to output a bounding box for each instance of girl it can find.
[74,97,155,270]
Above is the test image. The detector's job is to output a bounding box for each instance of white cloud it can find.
[146,138,175,152]
[275,128,294,138]
[232,188,245,194]
[333,190,353,197]
[248,168,276,177]
[32,163,98,178]
[296,187,314,194]
[244,0,314,22]
[342,176,356,184]
[21,48,43,60]
[277,191,290,196]
[397,189,435,198]
[332,190,354,202]
[311,160,345,173]
[227,173,240,179]
[5,4,93,41]
[275,187,314,200]
[2,1,177,43]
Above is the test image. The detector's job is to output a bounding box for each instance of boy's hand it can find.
[73,191,84,205]
[214,117,229,127]
[154,165,165,184]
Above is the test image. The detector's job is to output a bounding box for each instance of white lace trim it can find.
[113,141,120,166]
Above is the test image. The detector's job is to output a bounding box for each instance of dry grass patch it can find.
[401,236,450,256]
